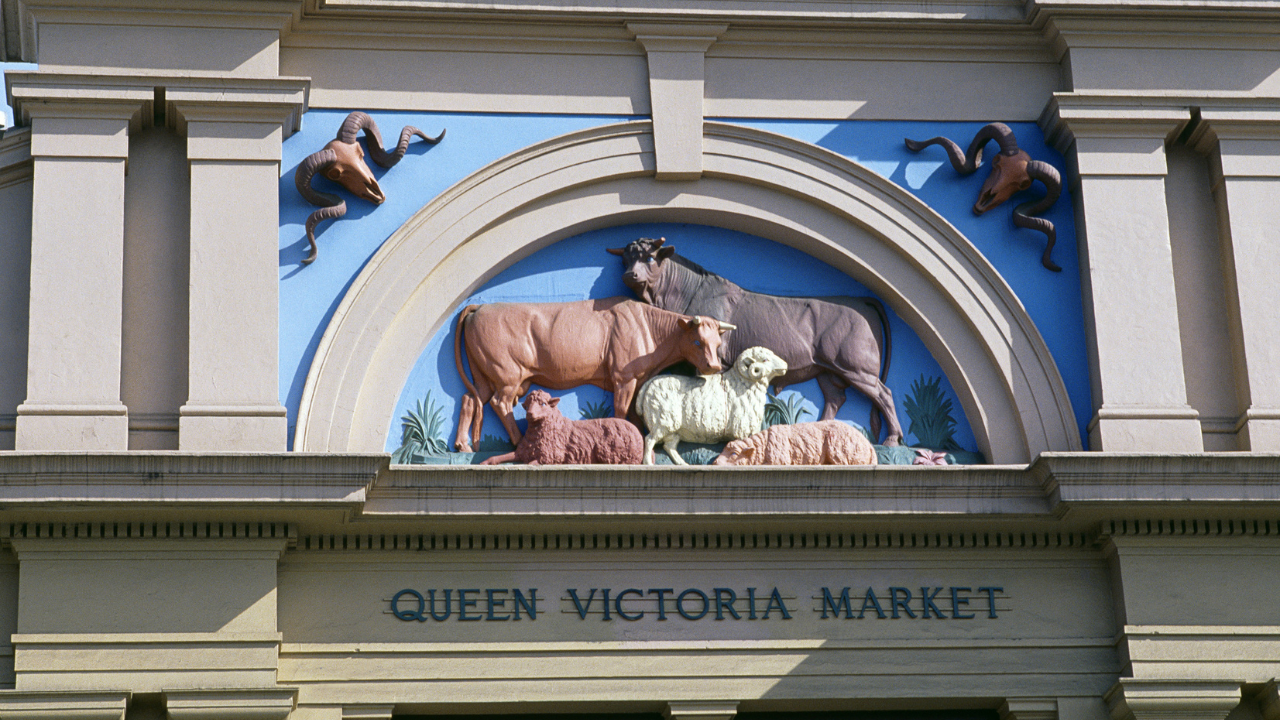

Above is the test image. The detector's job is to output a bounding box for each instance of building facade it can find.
[1,0,1279,718]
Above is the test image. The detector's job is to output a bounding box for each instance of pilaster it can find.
[6,74,150,451]
[1188,103,1280,451]
[1041,93,1202,452]
[167,79,308,452]
[1104,679,1240,720]
[629,23,725,181]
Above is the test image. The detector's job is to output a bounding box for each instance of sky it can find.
[1,62,37,128]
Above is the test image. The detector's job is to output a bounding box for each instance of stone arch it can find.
[294,120,1081,463]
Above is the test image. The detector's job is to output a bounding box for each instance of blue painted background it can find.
[390,223,980,454]
[278,113,1089,451]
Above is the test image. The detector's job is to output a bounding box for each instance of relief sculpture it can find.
[608,237,904,446]
[636,346,788,465]
[479,390,644,466]
[451,297,732,452]
[295,111,445,264]
[904,122,1063,271]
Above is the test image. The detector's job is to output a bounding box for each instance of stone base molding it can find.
[0,691,129,720]
[665,701,740,720]
[1001,698,1059,720]
[164,688,297,720]
[1105,679,1241,720]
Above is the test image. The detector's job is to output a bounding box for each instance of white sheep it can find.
[635,346,788,465]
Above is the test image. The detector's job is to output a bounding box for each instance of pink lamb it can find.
[481,390,643,465]
[712,420,877,466]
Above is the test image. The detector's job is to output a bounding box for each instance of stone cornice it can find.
[0,453,1277,530]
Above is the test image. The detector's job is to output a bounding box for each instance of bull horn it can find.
[905,122,1020,175]
[717,321,736,331]
[653,237,665,247]
[688,316,702,326]
[336,111,445,169]
[606,247,625,256]
[294,148,346,265]
[1012,160,1063,272]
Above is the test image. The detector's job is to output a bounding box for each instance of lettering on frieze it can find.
[388,585,1006,623]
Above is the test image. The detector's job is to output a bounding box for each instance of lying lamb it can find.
[712,419,877,466]
[636,346,788,465]
[481,390,643,465]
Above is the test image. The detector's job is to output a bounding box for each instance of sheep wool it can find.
[713,420,877,466]
[481,390,643,465]
[636,346,788,465]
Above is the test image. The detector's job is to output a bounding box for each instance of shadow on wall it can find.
[388,223,980,459]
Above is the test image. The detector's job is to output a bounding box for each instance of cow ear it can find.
[657,246,675,260]
[606,247,625,256]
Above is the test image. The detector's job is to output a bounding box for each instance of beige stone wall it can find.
[0,130,31,452]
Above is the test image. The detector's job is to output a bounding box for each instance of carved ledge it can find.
[1000,698,1058,720]
[164,688,297,720]
[1105,679,1241,720]
[0,691,130,720]
[665,701,740,720]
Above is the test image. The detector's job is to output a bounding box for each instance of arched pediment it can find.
[294,120,1080,463]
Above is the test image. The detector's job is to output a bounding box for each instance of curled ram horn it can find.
[337,110,445,168]
[294,148,344,265]
[905,122,1063,272]
[293,111,445,265]
[904,122,1019,175]
[1014,160,1064,272]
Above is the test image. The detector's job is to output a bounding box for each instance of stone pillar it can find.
[665,701,739,720]
[1104,679,1240,720]
[1190,108,1280,450]
[630,23,725,181]
[169,80,307,452]
[8,77,149,451]
[1042,96,1203,452]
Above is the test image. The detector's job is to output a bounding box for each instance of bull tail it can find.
[861,297,892,382]
[454,304,483,400]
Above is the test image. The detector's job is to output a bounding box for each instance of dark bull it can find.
[608,237,903,445]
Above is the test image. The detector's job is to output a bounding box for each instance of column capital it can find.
[1185,99,1280,179]
[664,701,740,720]
[0,690,129,720]
[5,71,309,138]
[628,22,727,53]
[1104,679,1240,720]
[1000,698,1058,720]
[164,688,296,720]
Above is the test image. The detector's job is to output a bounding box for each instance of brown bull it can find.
[452,297,733,452]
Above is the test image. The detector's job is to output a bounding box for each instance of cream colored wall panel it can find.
[1109,539,1280,628]
[36,24,279,76]
[121,128,189,451]
[0,171,31,452]
[1067,48,1280,94]
[283,47,647,115]
[12,540,284,635]
[706,58,1062,121]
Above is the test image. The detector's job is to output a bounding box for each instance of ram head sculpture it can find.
[905,122,1063,272]
[294,111,445,265]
